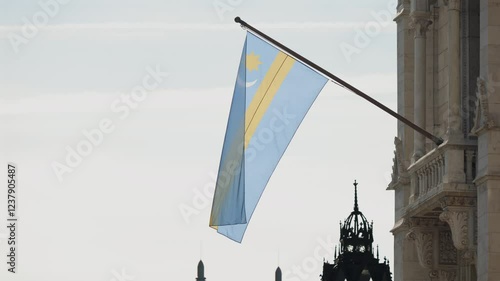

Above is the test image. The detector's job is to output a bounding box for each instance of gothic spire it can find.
[196,260,206,281]
[275,267,282,281]
[353,180,359,212]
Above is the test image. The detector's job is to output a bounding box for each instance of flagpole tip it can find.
[234,16,242,23]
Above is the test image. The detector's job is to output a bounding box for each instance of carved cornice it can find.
[407,229,434,269]
[439,209,469,250]
[439,196,476,208]
[409,217,447,228]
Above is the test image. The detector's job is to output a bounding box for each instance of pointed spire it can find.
[353,180,359,212]
[377,245,380,260]
[197,260,206,281]
[275,267,282,281]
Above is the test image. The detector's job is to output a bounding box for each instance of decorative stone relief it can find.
[410,217,447,228]
[439,196,476,252]
[462,249,476,265]
[439,231,457,265]
[390,137,409,185]
[438,269,457,281]
[407,229,434,268]
[439,196,476,208]
[429,270,439,279]
[471,77,495,135]
[409,15,432,37]
[439,209,469,250]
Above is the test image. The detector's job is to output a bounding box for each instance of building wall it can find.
[390,0,500,280]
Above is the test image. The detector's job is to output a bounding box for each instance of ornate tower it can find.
[196,260,206,281]
[321,181,392,281]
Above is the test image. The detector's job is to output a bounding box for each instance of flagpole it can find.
[234,17,444,146]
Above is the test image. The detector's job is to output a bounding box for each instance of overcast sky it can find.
[0,1,398,281]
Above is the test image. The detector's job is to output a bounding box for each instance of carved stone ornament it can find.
[438,269,457,281]
[390,137,409,185]
[471,77,496,135]
[409,14,432,37]
[406,229,434,268]
[438,231,457,265]
[409,217,447,228]
[462,248,477,265]
[439,209,469,251]
[439,196,476,208]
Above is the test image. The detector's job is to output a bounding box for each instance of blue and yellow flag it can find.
[209,32,327,242]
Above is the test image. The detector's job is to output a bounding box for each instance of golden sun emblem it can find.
[246,52,262,71]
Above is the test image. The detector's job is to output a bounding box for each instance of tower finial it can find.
[197,260,205,281]
[353,180,359,212]
[275,266,282,281]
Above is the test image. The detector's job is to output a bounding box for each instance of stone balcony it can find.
[388,137,477,219]
[388,137,479,279]
[406,139,477,217]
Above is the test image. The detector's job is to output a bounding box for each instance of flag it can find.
[209,32,327,242]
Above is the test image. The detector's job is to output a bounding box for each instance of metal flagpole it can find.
[234,16,444,146]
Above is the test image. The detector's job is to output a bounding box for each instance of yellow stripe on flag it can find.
[245,53,295,148]
[210,51,295,228]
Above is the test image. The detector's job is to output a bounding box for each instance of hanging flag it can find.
[209,32,327,242]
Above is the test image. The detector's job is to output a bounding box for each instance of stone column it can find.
[476,0,500,280]
[410,5,432,162]
[445,0,462,137]
[395,0,415,168]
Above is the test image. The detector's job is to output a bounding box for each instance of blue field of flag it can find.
[209,32,327,242]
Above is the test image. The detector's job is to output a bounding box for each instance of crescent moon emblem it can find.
[246,79,258,88]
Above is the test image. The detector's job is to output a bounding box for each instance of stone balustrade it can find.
[407,141,476,206]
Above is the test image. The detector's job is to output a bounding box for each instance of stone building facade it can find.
[388,0,500,280]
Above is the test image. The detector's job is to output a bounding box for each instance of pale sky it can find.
[0,1,398,281]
